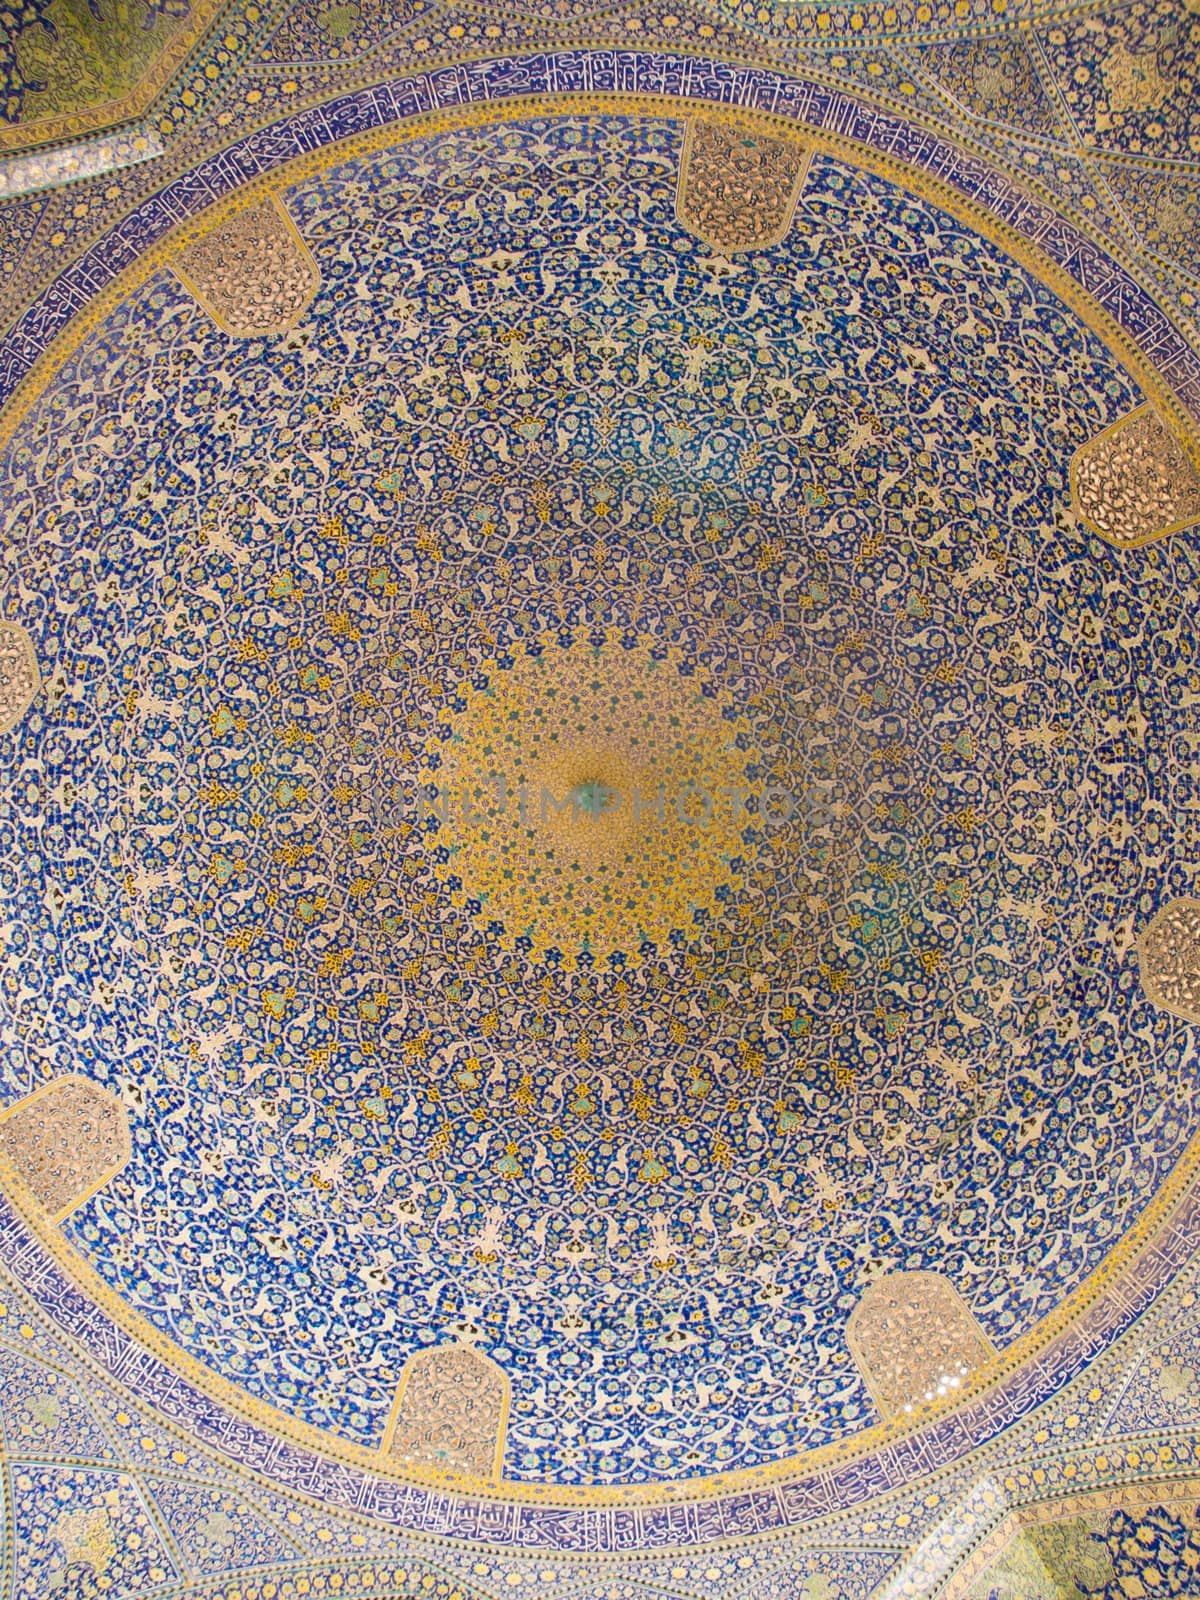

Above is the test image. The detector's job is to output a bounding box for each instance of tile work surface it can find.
[0,0,1197,1597]
[0,110,1190,1484]
[3,1178,1200,1596]
[0,0,1197,401]
[0,0,228,154]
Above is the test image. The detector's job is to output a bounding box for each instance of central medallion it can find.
[572,779,617,817]
[422,635,762,962]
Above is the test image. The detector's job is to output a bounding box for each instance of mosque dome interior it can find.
[0,0,1198,1596]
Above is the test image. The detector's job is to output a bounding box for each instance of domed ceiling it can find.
[0,0,1199,1594]
[0,106,1192,1481]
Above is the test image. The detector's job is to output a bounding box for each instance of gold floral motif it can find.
[427,636,762,962]
[846,1270,995,1421]
[0,620,39,737]
[0,0,226,155]
[52,1507,117,1573]
[676,118,811,254]
[1101,40,1172,114]
[382,1342,509,1481]
[173,196,320,338]
[0,103,1196,1510]
[1071,405,1200,548]
[1154,189,1196,241]
[0,1077,131,1223]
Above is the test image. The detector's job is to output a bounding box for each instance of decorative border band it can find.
[1,1162,1197,1550]
[0,51,1197,446]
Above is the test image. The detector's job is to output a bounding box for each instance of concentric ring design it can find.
[1,113,1198,1491]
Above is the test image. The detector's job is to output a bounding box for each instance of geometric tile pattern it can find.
[0,55,1196,429]
[0,1187,1199,1594]
[0,0,227,154]
[9,1464,178,1599]
[0,0,1198,1587]
[947,1497,1200,1600]
[137,1475,304,1577]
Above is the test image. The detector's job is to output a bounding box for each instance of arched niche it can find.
[847,1269,995,1421]
[382,1342,510,1482]
[0,1077,131,1223]
[1138,898,1200,1025]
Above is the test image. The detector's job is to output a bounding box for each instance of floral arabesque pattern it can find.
[0,116,1196,1489]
